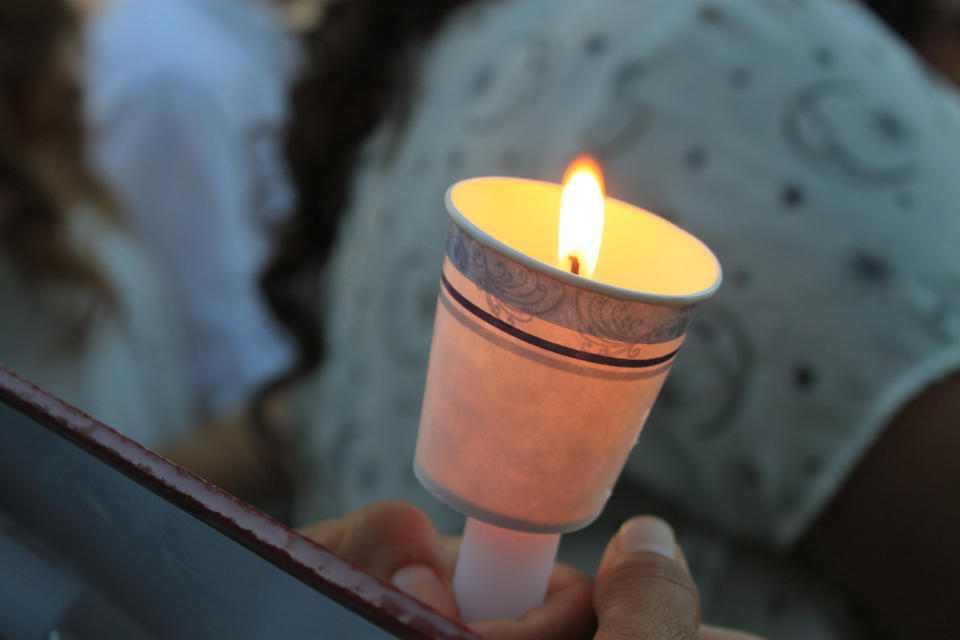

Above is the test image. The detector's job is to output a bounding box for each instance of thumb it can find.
[594,516,700,640]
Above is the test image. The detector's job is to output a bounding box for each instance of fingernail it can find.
[391,564,448,611]
[617,516,675,559]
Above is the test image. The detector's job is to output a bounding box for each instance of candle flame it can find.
[558,156,605,278]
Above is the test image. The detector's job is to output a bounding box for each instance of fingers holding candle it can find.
[435,535,596,640]
[300,506,762,639]
[449,515,759,640]
[298,501,459,618]
[594,516,764,640]
[593,516,700,640]
[396,531,595,640]
[468,561,595,640]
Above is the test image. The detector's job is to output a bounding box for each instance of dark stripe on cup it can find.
[440,273,678,369]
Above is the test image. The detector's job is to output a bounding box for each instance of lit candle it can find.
[557,156,604,277]
[414,158,721,621]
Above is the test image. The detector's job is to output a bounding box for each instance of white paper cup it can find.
[415,177,721,533]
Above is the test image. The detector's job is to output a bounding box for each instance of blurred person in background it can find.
[77,0,304,500]
[0,0,303,504]
[273,0,960,638]
[0,0,193,449]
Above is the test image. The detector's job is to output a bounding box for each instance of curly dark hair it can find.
[0,0,115,320]
[864,0,936,42]
[261,0,476,395]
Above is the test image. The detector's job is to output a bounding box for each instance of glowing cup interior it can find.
[450,177,719,300]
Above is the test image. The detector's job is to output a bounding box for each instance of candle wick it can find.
[568,255,580,276]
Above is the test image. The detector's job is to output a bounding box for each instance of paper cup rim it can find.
[444,176,723,307]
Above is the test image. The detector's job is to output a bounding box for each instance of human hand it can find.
[299,501,595,640]
[594,516,763,640]
[300,503,760,639]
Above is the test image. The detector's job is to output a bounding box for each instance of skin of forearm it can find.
[160,410,288,501]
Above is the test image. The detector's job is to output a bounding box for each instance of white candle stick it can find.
[453,518,560,622]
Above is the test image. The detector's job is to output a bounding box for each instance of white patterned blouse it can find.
[291,2,960,633]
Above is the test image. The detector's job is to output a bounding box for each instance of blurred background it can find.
[1,0,959,638]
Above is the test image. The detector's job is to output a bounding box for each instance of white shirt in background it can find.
[84,0,300,417]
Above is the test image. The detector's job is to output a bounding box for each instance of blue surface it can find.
[0,404,397,640]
